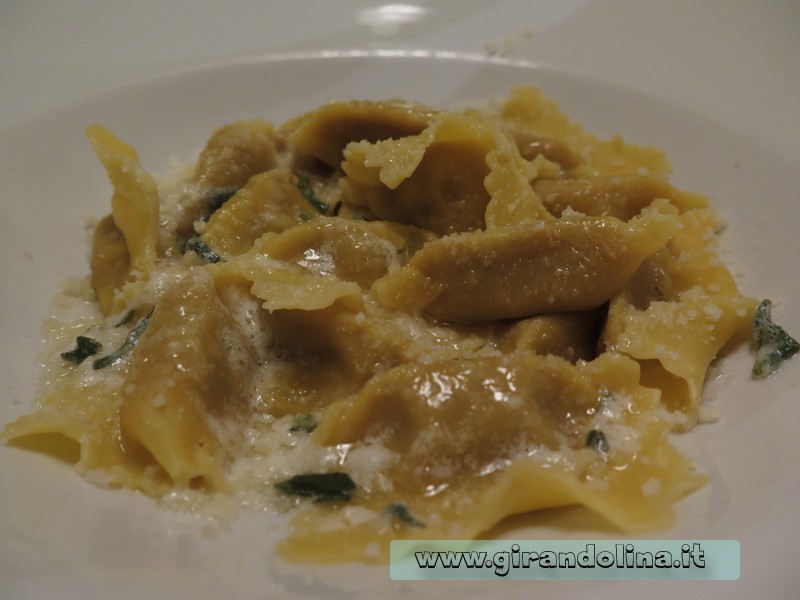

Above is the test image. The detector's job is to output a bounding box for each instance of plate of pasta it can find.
[1,52,798,599]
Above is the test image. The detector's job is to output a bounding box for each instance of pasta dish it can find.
[2,86,770,563]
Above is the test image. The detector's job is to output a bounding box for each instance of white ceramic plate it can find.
[1,53,798,599]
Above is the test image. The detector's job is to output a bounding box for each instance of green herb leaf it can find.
[297,175,328,214]
[384,502,425,528]
[93,308,154,370]
[276,472,355,502]
[206,186,239,213]
[752,299,800,378]
[586,429,609,454]
[61,336,103,364]
[115,308,136,327]
[186,236,221,264]
[289,414,318,433]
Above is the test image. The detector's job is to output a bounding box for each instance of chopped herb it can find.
[384,502,425,528]
[752,299,800,378]
[289,414,318,433]
[396,232,424,257]
[115,308,136,327]
[296,175,328,214]
[186,236,221,264]
[298,211,311,222]
[200,187,240,222]
[61,336,103,364]
[586,429,609,454]
[276,472,355,502]
[206,186,239,213]
[93,308,154,370]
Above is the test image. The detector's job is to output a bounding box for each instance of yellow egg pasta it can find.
[86,125,161,314]
[2,87,757,564]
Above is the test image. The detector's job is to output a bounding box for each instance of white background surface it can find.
[3,0,799,162]
[1,1,799,599]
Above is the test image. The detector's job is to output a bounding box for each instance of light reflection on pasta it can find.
[2,87,757,563]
